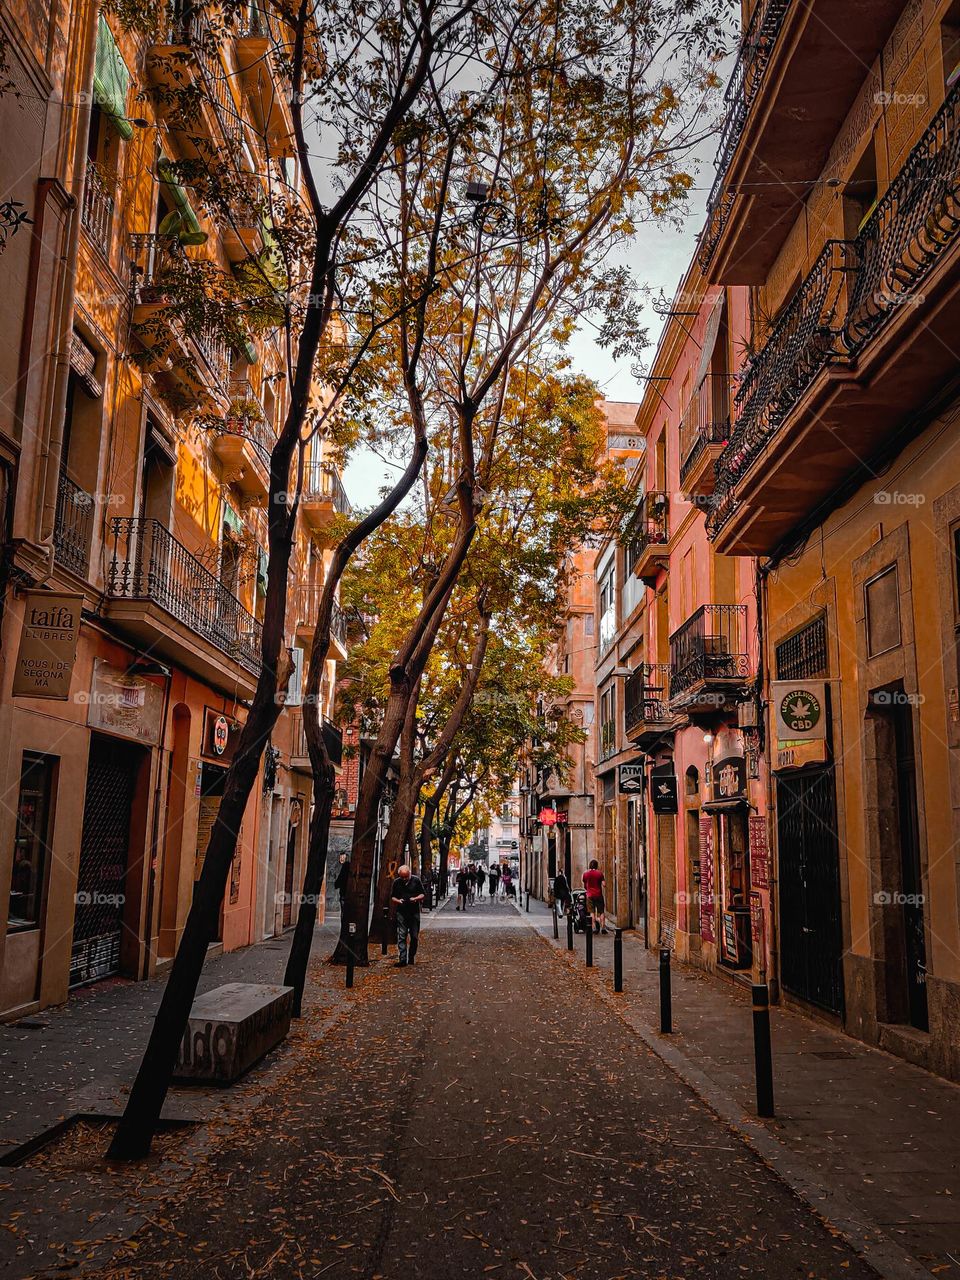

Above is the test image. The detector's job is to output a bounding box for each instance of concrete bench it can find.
[174,982,293,1085]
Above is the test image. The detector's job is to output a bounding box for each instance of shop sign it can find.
[12,591,83,699]
[618,762,644,795]
[539,807,558,826]
[773,681,830,771]
[749,815,769,890]
[203,707,241,761]
[86,660,164,745]
[711,755,746,803]
[650,766,678,814]
[773,681,826,739]
[555,810,568,824]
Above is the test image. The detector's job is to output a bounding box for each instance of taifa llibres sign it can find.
[12,591,83,699]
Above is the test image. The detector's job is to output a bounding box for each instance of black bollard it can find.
[552,902,559,939]
[525,890,530,912]
[659,947,672,1033]
[346,948,355,989]
[586,923,593,968]
[752,984,775,1117]
[614,929,623,993]
[381,906,389,957]
[566,910,574,951]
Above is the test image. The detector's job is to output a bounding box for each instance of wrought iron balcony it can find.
[81,161,113,256]
[129,233,231,403]
[304,460,351,514]
[669,605,749,707]
[678,376,731,495]
[107,518,262,677]
[290,713,343,769]
[293,584,349,655]
[708,240,855,537]
[627,492,669,586]
[151,10,245,157]
[697,0,793,274]
[708,79,960,548]
[53,472,93,577]
[624,663,677,745]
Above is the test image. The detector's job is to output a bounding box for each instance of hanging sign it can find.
[12,591,83,699]
[203,707,242,761]
[650,765,678,814]
[539,807,558,826]
[618,762,644,794]
[86,660,164,745]
[772,680,829,770]
[711,755,747,803]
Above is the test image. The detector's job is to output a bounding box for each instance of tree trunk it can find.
[283,755,334,1016]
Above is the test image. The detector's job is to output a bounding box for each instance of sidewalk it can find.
[519,894,960,1280]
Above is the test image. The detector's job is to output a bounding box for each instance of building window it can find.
[599,570,616,653]
[776,614,828,680]
[599,684,617,759]
[8,754,56,931]
[865,565,901,658]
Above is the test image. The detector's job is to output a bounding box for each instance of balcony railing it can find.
[678,376,731,487]
[54,472,93,577]
[624,663,674,738]
[108,518,262,675]
[708,78,960,537]
[303,460,351,516]
[294,584,349,651]
[669,605,748,699]
[129,233,231,392]
[163,10,245,155]
[630,492,669,553]
[697,0,793,272]
[709,239,855,534]
[221,376,274,462]
[81,161,113,255]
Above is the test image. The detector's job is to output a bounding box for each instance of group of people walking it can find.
[455,861,515,910]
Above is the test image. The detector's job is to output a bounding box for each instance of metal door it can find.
[70,736,138,986]
[776,768,844,1013]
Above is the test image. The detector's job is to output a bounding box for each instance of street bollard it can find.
[566,910,574,951]
[752,984,775,1117]
[614,929,623,993]
[659,947,672,1033]
[525,890,530,912]
[552,902,559,939]
[586,923,593,968]
[381,906,389,957]
[346,923,357,988]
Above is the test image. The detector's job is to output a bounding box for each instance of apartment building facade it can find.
[0,1,347,1017]
[700,0,960,1078]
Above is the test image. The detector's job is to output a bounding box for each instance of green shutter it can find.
[157,159,204,236]
[257,548,269,593]
[223,502,244,537]
[93,15,133,141]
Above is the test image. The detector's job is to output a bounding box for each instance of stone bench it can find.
[174,983,293,1085]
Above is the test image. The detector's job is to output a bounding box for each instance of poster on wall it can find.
[749,815,769,889]
[698,815,715,944]
[86,660,164,744]
[12,591,83,699]
[750,890,765,953]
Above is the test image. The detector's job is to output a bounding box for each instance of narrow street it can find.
[67,899,876,1280]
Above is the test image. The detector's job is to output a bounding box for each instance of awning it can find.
[702,797,753,814]
[69,331,102,398]
[93,15,133,141]
[157,159,204,237]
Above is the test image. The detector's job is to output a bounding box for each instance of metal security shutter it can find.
[70,738,137,986]
[658,814,677,946]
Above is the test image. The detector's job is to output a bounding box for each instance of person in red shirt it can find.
[582,859,607,934]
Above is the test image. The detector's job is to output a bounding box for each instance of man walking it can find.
[391,864,425,966]
[582,859,608,934]
[475,865,484,900]
[456,865,470,911]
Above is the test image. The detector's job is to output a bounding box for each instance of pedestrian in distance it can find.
[468,863,477,905]
[488,864,499,898]
[390,864,425,966]
[583,859,608,934]
[456,866,470,911]
[475,866,484,899]
[553,868,571,916]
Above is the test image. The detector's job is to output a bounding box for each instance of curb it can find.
[519,906,933,1280]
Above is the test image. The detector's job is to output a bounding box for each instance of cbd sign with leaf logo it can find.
[772,681,829,771]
